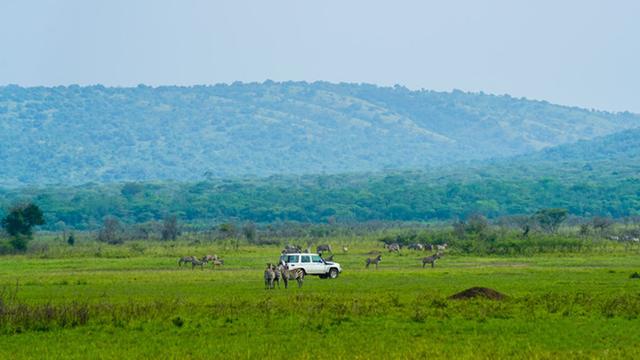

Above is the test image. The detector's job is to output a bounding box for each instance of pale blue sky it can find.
[1,0,638,112]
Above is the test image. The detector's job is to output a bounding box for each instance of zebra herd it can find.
[264,262,304,289]
[367,242,448,269]
[178,242,449,290]
[177,255,225,270]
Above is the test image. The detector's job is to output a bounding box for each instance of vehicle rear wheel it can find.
[329,268,339,279]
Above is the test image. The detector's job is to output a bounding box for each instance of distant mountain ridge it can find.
[1,82,638,186]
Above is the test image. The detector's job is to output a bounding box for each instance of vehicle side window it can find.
[312,255,323,263]
[287,255,299,263]
[301,255,310,263]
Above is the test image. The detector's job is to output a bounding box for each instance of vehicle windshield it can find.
[280,255,299,263]
[312,255,323,263]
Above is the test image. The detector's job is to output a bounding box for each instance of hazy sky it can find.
[1,0,638,112]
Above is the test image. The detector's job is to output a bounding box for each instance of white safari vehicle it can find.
[279,253,342,279]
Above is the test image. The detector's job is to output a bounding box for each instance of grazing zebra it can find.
[282,245,302,254]
[201,254,218,262]
[211,259,224,268]
[436,243,448,252]
[407,243,424,251]
[386,243,401,253]
[365,255,382,269]
[264,264,275,290]
[278,263,304,288]
[317,244,332,254]
[178,256,197,267]
[422,253,441,268]
[425,244,433,251]
[191,259,206,270]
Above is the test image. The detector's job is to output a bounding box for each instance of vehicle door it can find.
[299,254,318,274]
[307,254,326,274]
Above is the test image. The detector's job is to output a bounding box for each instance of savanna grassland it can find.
[1,238,640,359]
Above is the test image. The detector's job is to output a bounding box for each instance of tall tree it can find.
[161,215,180,241]
[1,203,45,250]
[534,208,568,233]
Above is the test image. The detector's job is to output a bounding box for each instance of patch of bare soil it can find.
[449,287,507,300]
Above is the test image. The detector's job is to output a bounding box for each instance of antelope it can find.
[365,255,382,269]
[201,254,218,262]
[422,253,441,268]
[386,243,401,253]
[211,259,224,268]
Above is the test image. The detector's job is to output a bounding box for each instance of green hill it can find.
[1,82,638,186]
[2,128,640,229]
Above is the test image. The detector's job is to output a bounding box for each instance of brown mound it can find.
[449,287,507,300]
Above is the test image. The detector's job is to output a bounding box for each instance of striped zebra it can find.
[365,255,382,269]
[422,253,441,268]
[278,263,304,288]
[178,256,197,267]
[271,264,281,288]
[191,259,206,270]
[264,264,275,289]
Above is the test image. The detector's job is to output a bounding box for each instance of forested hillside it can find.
[1,82,638,186]
[2,127,640,230]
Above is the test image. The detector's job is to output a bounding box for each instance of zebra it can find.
[178,256,197,267]
[264,264,275,290]
[281,245,302,254]
[191,259,206,270]
[316,244,332,254]
[271,264,281,288]
[407,243,424,251]
[386,243,401,253]
[422,253,441,268]
[365,255,382,269]
[278,263,304,288]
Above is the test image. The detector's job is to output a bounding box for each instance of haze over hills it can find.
[1,81,639,187]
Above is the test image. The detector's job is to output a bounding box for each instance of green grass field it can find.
[1,240,640,359]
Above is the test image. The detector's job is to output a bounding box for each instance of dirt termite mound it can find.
[449,287,507,300]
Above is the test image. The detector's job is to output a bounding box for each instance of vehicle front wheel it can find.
[328,268,339,279]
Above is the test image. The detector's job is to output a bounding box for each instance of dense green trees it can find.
[1,203,45,250]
